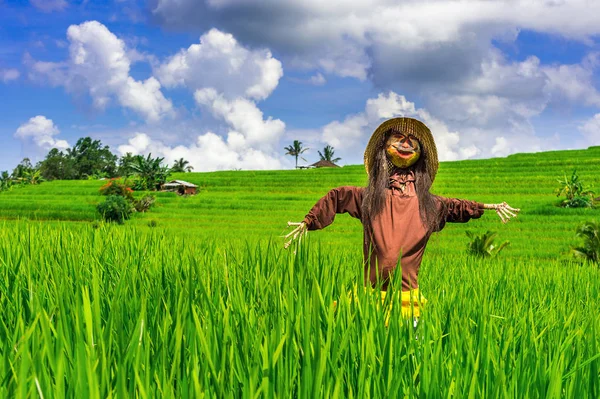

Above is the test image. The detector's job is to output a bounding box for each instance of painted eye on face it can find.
[385,133,421,168]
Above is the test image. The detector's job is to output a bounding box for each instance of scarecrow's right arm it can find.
[284,186,363,248]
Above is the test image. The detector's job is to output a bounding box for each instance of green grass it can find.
[0,147,600,396]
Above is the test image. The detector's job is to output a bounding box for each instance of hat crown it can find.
[364,117,438,182]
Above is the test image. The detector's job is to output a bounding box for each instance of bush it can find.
[570,221,600,264]
[134,195,156,212]
[555,169,595,208]
[99,178,134,201]
[466,230,510,258]
[97,195,133,224]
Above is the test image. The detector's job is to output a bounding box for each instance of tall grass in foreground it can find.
[1,222,600,397]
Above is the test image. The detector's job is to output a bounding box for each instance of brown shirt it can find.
[302,172,484,291]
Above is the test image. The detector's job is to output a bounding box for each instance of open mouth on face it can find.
[394,148,416,157]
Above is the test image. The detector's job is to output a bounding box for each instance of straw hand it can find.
[484,202,520,224]
[284,221,307,249]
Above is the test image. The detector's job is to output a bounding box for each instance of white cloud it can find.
[308,72,326,86]
[28,21,173,122]
[117,132,284,171]
[30,0,67,12]
[14,116,70,160]
[316,90,559,164]
[322,114,369,150]
[194,88,285,148]
[1,68,20,83]
[579,114,600,146]
[491,136,510,157]
[152,0,600,86]
[156,29,283,100]
[114,74,288,172]
[150,0,600,158]
[322,91,468,162]
[543,52,600,108]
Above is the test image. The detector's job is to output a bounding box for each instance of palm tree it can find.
[284,140,309,169]
[318,145,341,163]
[172,158,194,173]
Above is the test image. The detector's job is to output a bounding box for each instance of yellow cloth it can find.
[381,288,427,322]
[334,286,427,323]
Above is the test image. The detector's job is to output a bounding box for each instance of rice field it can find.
[1,147,600,397]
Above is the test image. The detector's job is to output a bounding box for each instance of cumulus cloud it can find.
[30,0,67,13]
[14,116,69,160]
[426,50,549,127]
[543,52,600,108]
[320,91,474,162]
[117,132,284,171]
[151,0,600,86]
[115,79,287,171]
[155,29,283,100]
[148,0,600,163]
[1,68,20,83]
[28,21,173,122]
[579,114,600,146]
[194,88,285,148]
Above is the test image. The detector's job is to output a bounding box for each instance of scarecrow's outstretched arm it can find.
[482,202,520,224]
[283,186,363,249]
[284,221,307,249]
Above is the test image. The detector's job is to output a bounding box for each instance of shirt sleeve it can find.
[435,196,484,231]
[302,186,363,230]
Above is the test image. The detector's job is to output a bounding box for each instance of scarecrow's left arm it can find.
[439,198,520,226]
[480,202,520,224]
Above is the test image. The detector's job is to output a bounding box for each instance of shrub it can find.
[99,178,134,201]
[466,230,510,258]
[97,195,133,224]
[555,169,595,208]
[134,195,156,212]
[570,221,600,264]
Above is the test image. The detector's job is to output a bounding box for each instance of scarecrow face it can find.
[385,131,421,169]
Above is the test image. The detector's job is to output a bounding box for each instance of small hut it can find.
[310,160,341,168]
[162,180,198,195]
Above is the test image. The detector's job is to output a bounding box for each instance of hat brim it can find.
[364,117,438,182]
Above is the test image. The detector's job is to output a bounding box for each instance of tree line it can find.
[0,137,193,192]
[0,136,339,192]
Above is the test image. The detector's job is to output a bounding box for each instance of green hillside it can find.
[2,146,599,260]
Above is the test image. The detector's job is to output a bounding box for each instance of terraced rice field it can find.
[0,147,599,396]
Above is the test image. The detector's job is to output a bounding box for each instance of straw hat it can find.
[364,117,438,182]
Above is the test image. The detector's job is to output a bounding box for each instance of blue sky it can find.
[1,0,599,172]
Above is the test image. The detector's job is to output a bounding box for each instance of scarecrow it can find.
[285,117,520,318]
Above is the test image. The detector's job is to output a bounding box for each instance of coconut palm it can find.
[318,145,341,163]
[172,158,194,173]
[570,221,600,264]
[284,140,309,169]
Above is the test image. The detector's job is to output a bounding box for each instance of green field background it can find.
[1,147,600,397]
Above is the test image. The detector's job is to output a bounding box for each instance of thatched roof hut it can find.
[310,160,341,168]
[162,180,198,195]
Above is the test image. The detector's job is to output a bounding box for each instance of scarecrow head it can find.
[361,117,441,232]
[364,117,439,183]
